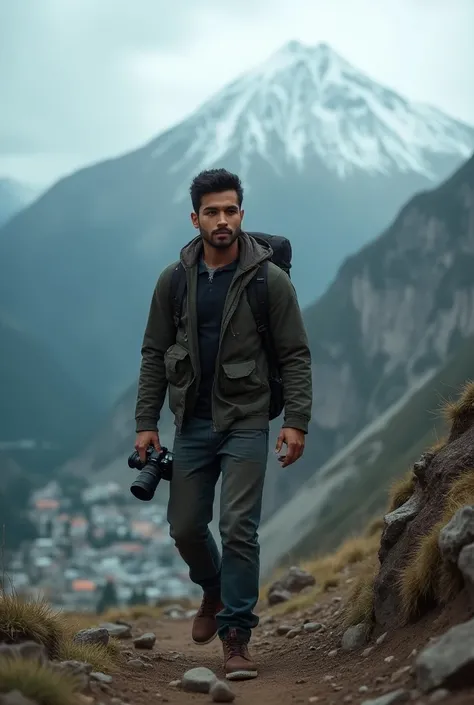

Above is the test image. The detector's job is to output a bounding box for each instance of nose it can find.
[217,213,228,227]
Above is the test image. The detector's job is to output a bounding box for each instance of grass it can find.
[342,567,378,627]
[58,637,122,672]
[398,467,474,621]
[0,657,82,705]
[387,470,416,512]
[0,593,66,658]
[267,530,381,616]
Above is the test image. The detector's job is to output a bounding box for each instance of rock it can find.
[268,566,316,604]
[359,685,369,693]
[341,623,369,651]
[91,672,113,684]
[133,632,156,650]
[458,542,474,601]
[373,424,474,629]
[379,494,421,563]
[267,588,292,606]
[303,622,324,633]
[376,632,388,645]
[52,660,92,691]
[74,627,110,647]
[361,690,409,705]
[362,647,374,657]
[412,452,436,486]
[0,692,37,705]
[210,680,235,702]
[391,666,412,683]
[415,616,474,692]
[127,658,147,670]
[181,666,217,693]
[439,506,474,563]
[328,649,338,657]
[286,627,302,639]
[276,624,294,636]
[385,656,395,663]
[99,622,132,639]
[0,641,47,665]
[169,679,181,687]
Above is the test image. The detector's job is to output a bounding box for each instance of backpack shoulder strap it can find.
[169,262,187,328]
[247,261,278,373]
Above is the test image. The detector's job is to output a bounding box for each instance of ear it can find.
[190,212,199,229]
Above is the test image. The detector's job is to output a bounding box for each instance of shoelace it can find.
[224,630,247,659]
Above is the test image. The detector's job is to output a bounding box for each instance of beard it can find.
[200,224,242,249]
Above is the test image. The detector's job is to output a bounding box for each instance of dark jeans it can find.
[167,417,269,641]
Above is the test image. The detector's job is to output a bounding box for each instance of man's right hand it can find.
[135,430,161,463]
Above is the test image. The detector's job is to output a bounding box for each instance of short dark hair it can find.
[189,168,244,213]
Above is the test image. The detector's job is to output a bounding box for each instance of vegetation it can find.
[58,637,121,672]
[0,657,81,705]
[0,594,66,658]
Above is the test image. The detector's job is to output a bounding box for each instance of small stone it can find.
[385,655,395,663]
[410,650,418,658]
[376,632,388,645]
[342,623,369,651]
[429,690,449,702]
[276,624,294,636]
[74,627,110,647]
[303,622,324,633]
[309,698,319,703]
[359,686,369,693]
[169,680,181,687]
[287,627,302,639]
[361,690,409,705]
[210,680,235,702]
[296,678,308,684]
[328,649,338,657]
[182,666,217,693]
[344,697,353,703]
[127,658,147,670]
[133,632,156,650]
[391,666,412,683]
[362,647,374,658]
[15,641,48,664]
[268,588,292,605]
[323,675,334,682]
[99,622,132,639]
[91,672,113,684]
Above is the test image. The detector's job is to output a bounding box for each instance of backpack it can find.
[169,232,292,420]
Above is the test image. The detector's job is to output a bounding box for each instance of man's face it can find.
[191,190,244,249]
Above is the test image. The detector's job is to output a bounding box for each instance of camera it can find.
[128,446,173,501]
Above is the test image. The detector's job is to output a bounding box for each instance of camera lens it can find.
[130,467,161,501]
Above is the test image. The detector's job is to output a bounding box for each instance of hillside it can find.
[0,41,472,401]
[0,177,38,226]
[259,331,474,577]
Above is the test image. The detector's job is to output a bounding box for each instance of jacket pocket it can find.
[220,360,264,400]
[164,344,192,389]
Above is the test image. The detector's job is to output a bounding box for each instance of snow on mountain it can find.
[151,41,474,190]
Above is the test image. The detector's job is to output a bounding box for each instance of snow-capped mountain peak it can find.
[152,41,474,185]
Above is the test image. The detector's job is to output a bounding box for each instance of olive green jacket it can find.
[135,232,312,434]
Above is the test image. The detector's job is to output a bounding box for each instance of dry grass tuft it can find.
[0,657,81,705]
[398,467,474,621]
[365,516,385,537]
[442,380,474,423]
[387,470,416,513]
[342,565,378,627]
[0,593,66,658]
[269,533,380,616]
[58,638,121,672]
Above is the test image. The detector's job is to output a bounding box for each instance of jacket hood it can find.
[179,231,272,271]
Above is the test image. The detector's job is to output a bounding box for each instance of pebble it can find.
[133,632,157,650]
[91,672,113,684]
[328,649,338,657]
[182,666,217,693]
[73,627,110,647]
[308,698,319,703]
[344,696,353,703]
[342,623,369,651]
[276,624,294,636]
[359,686,369,693]
[127,658,147,670]
[384,655,395,663]
[303,622,325,633]
[391,666,412,683]
[376,632,388,645]
[210,680,235,703]
[169,680,181,688]
[361,690,408,705]
[362,647,374,658]
[99,622,132,639]
[287,627,303,639]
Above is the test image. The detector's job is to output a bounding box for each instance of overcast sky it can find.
[1,0,474,188]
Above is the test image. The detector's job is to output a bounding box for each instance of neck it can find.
[202,239,239,268]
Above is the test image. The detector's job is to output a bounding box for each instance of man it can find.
[134,168,312,680]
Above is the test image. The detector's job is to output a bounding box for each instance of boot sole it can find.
[192,631,218,646]
[226,670,258,681]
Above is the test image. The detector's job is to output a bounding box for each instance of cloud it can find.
[1,0,473,186]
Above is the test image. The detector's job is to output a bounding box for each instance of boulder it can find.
[267,566,315,605]
[415,616,474,692]
[438,505,474,563]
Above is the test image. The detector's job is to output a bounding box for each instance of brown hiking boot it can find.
[192,592,223,645]
[222,628,258,680]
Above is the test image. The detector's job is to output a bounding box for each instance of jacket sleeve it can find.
[268,267,312,433]
[134,265,177,432]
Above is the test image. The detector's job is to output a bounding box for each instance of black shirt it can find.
[193,257,237,419]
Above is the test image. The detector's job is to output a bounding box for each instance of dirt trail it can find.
[100,587,474,705]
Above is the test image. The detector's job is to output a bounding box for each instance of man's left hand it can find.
[275,427,305,468]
